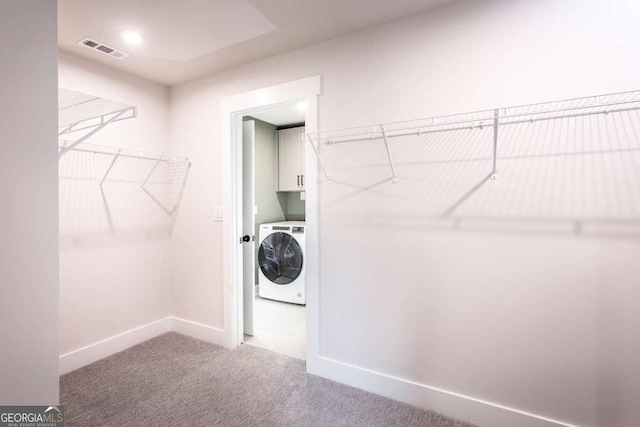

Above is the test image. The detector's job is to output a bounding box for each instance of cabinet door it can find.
[298,127,306,190]
[278,128,302,191]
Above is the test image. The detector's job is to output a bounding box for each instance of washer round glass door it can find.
[258,232,303,285]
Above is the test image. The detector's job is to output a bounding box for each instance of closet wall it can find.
[0,0,59,405]
[169,0,640,426]
[58,51,172,358]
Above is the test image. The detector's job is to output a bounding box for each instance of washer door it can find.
[258,232,303,285]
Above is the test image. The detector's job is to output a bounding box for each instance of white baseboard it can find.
[59,316,225,375]
[170,316,226,347]
[59,317,172,375]
[307,355,579,427]
[59,319,576,427]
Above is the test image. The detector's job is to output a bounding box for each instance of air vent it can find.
[78,38,130,60]
[82,39,98,48]
[96,45,114,54]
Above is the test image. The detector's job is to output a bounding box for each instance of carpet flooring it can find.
[60,332,478,427]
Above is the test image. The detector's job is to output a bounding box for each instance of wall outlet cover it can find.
[301,191,306,200]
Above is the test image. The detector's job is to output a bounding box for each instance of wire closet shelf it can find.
[58,88,191,216]
[58,88,137,158]
[304,90,640,232]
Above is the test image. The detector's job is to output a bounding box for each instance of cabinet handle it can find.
[301,175,304,186]
[297,175,300,186]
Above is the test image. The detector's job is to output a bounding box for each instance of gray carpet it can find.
[61,332,478,427]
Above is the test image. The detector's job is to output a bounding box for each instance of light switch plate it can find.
[214,207,223,222]
[300,191,306,200]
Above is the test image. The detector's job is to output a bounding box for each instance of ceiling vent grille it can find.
[78,38,130,60]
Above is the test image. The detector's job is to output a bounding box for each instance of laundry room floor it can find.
[244,295,306,360]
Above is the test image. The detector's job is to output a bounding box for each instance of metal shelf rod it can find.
[307,92,640,141]
[316,104,640,146]
[59,144,189,164]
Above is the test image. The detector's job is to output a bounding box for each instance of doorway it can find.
[220,76,321,365]
[241,107,307,359]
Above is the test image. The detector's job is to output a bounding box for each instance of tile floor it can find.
[243,294,306,360]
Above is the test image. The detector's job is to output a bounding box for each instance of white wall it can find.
[0,0,59,405]
[58,51,172,356]
[169,0,640,426]
[284,192,305,221]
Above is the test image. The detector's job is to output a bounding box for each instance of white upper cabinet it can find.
[277,126,305,192]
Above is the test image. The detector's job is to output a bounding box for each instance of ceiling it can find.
[58,0,457,86]
[249,102,306,127]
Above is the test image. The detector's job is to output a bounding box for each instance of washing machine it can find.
[258,221,305,305]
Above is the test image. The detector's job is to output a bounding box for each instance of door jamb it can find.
[221,76,322,366]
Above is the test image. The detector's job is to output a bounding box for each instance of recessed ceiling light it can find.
[121,30,144,44]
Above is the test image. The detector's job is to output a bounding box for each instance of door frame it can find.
[220,76,322,365]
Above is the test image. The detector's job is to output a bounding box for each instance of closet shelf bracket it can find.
[99,149,121,189]
[491,109,500,180]
[141,155,165,188]
[305,133,332,184]
[380,124,398,184]
[59,108,131,158]
[58,88,136,158]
